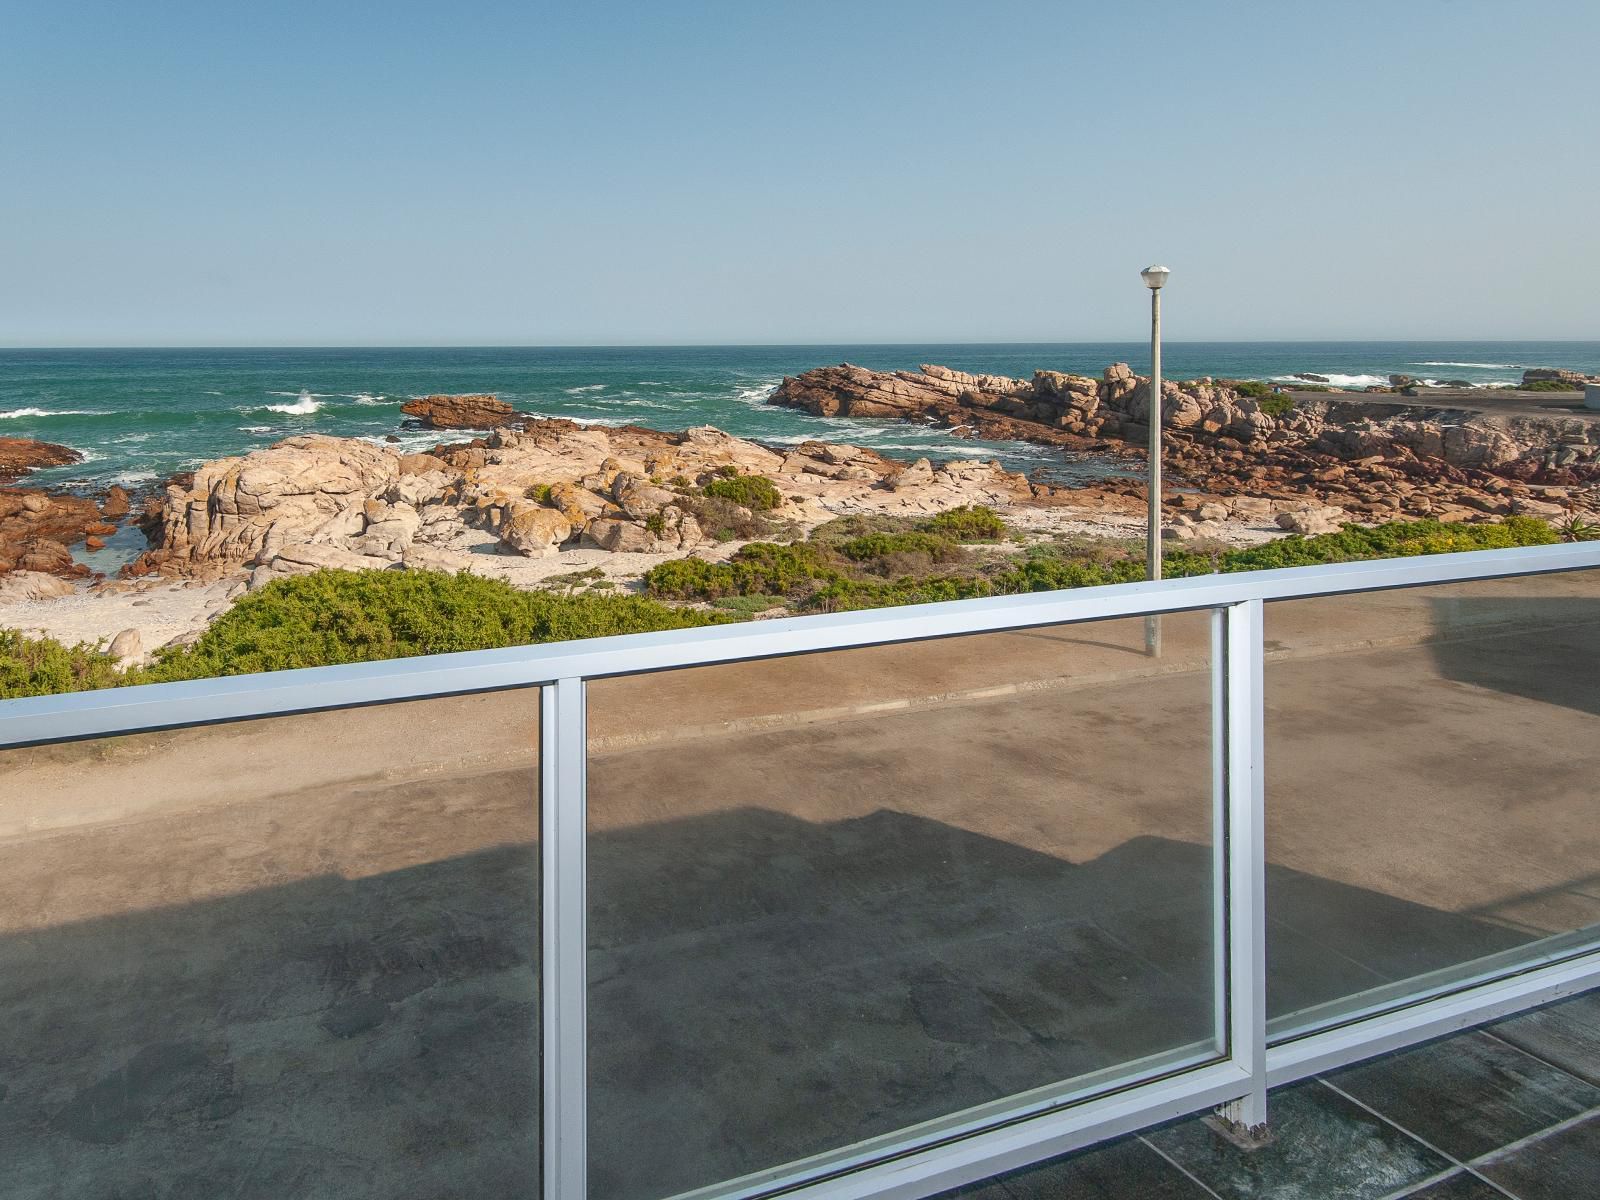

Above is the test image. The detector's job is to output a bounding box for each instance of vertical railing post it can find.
[1218,598,1269,1138]
[542,678,589,1198]
[1210,607,1228,1058]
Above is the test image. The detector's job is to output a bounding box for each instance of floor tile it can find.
[1400,1170,1511,1199]
[1488,991,1600,1087]
[1146,1080,1449,1199]
[988,1135,1216,1198]
[1477,1112,1600,1200]
[1328,1029,1600,1161]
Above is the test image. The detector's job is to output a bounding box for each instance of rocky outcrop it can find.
[400,394,516,429]
[0,570,77,601]
[127,418,1042,585]
[1521,368,1596,390]
[0,489,105,579]
[143,435,402,574]
[771,363,1600,523]
[0,438,81,483]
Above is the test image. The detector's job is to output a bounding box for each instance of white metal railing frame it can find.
[5,539,1600,1199]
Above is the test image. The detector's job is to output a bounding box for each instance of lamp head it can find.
[1141,265,1170,290]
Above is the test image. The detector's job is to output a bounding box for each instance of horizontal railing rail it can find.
[3,539,1598,748]
[6,537,1600,1200]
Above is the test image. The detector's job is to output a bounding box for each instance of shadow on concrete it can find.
[1427,597,1600,719]
[2,803,1581,1200]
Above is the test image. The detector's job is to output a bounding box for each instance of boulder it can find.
[0,570,75,601]
[401,394,516,429]
[584,516,651,553]
[1276,507,1346,536]
[108,628,143,666]
[499,504,572,557]
[611,473,678,519]
[101,485,132,519]
[269,542,398,574]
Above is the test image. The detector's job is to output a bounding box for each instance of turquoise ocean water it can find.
[3,342,1598,491]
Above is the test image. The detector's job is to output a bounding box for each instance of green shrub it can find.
[142,569,724,681]
[802,575,995,613]
[701,474,783,511]
[920,505,1009,542]
[836,531,962,563]
[0,630,126,699]
[1520,379,1581,393]
[710,594,787,616]
[676,492,787,542]
[991,551,1145,593]
[643,541,840,601]
[1230,379,1276,399]
[1258,395,1294,417]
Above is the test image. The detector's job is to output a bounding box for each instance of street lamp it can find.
[1141,265,1169,655]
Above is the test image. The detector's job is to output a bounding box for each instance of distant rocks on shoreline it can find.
[771,362,1600,524]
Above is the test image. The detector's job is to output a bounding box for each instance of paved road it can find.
[2,571,1598,1198]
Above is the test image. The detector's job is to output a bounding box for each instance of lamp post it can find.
[1140,265,1169,655]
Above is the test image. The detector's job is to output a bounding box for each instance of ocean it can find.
[3,342,1598,492]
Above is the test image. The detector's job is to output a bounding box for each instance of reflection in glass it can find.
[0,689,542,1199]
[1264,571,1600,1039]
[587,614,1220,1200]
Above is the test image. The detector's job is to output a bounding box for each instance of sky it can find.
[3,0,1598,346]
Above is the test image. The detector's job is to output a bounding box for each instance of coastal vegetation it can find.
[645,510,1563,613]
[0,514,1577,699]
[0,570,725,699]
[699,471,784,511]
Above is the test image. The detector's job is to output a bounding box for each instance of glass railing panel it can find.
[0,688,542,1199]
[587,612,1219,1200]
[1264,570,1600,1040]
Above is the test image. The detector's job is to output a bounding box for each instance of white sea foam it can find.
[565,384,607,394]
[1270,373,1388,389]
[264,391,322,415]
[0,407,105,419]
[240,425,274,434]
[346,392,389,405]
[731,382,780,406]
[354,431,448,453]
[1413,361,1520,370]
[267,390,331,398]
[109,470,158,485]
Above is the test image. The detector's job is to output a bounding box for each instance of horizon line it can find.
[2,337,1598,353]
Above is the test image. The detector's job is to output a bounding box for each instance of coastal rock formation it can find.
[0,438,81,483]
[771,363,1600,523]
[1520,368,1598,390]
[0,570,77,602]
[400,394,516,429]
[127,419,1040,585]
[0,489,104,580]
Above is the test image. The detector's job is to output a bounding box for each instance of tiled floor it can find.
[947,990,1600,1200]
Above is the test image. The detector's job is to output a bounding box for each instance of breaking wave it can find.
[1270,373,1389,389]
[0,406,105,418]
[1413,361,1520,370]
[264,392,322,415]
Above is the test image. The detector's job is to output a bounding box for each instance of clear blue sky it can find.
[3,1,1597,346]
